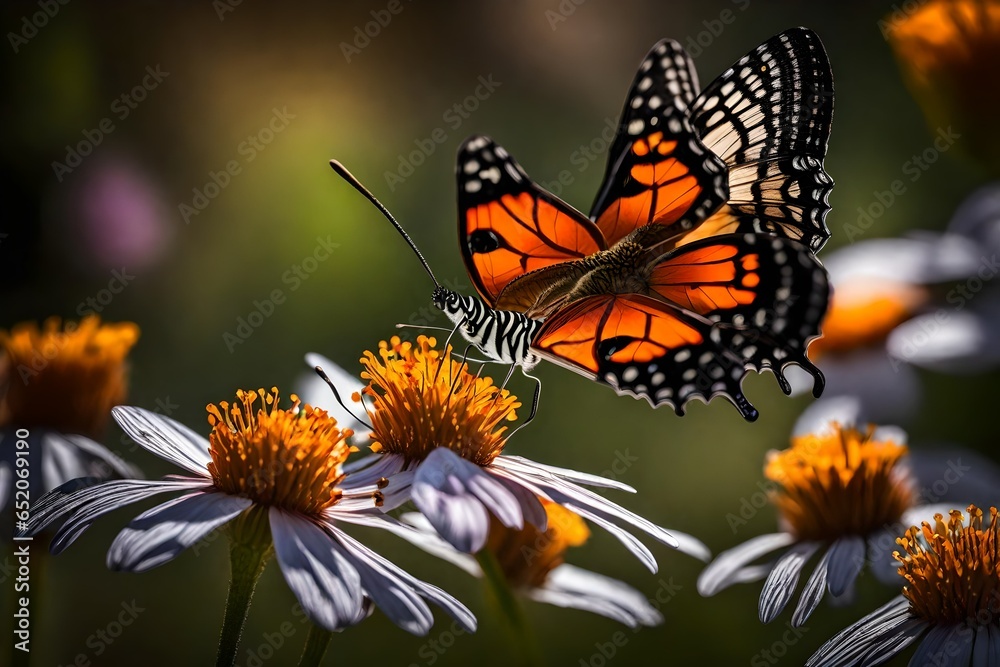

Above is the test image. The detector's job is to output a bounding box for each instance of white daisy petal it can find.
[805,596,917,666]
[946,183,1000,249]
[394,512,481,576]
[0,462,11,515]
[112,406,212,476]
[527,564,663,628]
[300,353,367,422]
[495,461,680,550]
[331,524,477,633]
[329,529,434,635]
[493,455,637,493]
[411,449,498,553]
[792,395,865,434]
[666,529,712,562]
[698,532,796,597]
[41,432,143,491]
[759,541,820,623]
[825,534,866,597]
[973,625,997,666]
[887,311,997,373]
[792,545,831,627]
[824,234,980,284]
[907,447,1000,509]
[34,478,212,553]
[270,508,365,631]
[910,624,969,667]
[855,617,927,665]
[493,475,548,530]
[107,491,251,572]
[339,454,407,488]
[565,503,658,572]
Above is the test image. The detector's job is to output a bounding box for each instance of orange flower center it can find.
[897,506,1000,627]
[206,388,352,515]
[359,336,519,466]
[766,425,917,541]
[809,281,928,359]
[0,316,139,438]
[486,501,590,588]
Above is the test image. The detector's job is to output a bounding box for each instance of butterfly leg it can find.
[507,369,542,440]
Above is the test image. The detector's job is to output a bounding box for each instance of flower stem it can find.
[216,510,272,667]
[297,622,334,667]
[476,550,545,667]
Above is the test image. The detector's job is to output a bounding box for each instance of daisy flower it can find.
[1,316,140,519]
[23,388,476,640]
[790,216,1000,429]
[399,499,681,628]
[697,423,958,626]
[806,505,1000,666]
[305,336,701,572]
[885,0,1000,174]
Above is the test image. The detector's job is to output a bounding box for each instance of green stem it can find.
[297,622,333,667]
[476,550,545,667]
[216,511,272,667]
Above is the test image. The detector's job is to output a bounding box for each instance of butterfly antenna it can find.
[329,159,440,288]
[313,365,373,431]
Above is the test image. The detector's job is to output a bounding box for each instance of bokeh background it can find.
[2,1,997,665]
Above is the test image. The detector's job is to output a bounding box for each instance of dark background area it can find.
[1,1,995,665]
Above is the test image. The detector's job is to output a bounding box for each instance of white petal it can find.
[792,395,864,434]
[947,182,1000,250]
[660,529,711,562]
[339,454,407,488]
[528,564,663,628]
[107,491,251,572]
[412,449,507,553]
[0,462,10,516]
[887,311,999,372]
[41,432,142,493]
[333,509,480,576]
[269,508,365,631]
[698,532,795,596]
[907,447,1000,509]
[825,535,866,597]
[112,407,212,476]
[492,455,637,493]
[759,541,819,623]
[824,233,980,284]
[792,546,830,627]
[911,624,973,667]
[298,352,370,439]
[493,459,679,549]
[972,625,995,667]
[331,523,477,633]
[329,531,434,635]
[805,596,918,667]
[32,478,212,553]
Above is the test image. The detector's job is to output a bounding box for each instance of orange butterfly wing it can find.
[590,40,728,247]
[457,136,606,307]
[532,293,758,420]
[646,233,829,394]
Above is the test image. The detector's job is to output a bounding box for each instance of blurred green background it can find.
[1,1,997,665]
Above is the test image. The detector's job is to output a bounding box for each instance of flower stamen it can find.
[896,506,1000,627]
[765,424,917,541]
[359,336,519,465]
[206,388,352,514]
[0,316,140,437]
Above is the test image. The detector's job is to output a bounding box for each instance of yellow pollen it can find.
[359,336,519,466]
[0,316,140,438]
[486,500,591,588]
[765,424,917,541]
[896,506,1000,627]
[206,388,352,515]
[809,281,928,359]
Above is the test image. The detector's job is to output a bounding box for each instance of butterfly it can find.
[455,28,834,421]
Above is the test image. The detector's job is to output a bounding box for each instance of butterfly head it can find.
[432,286,462,315]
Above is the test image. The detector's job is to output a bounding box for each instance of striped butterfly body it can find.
[432,287,543,370]
[455,28,835,421]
